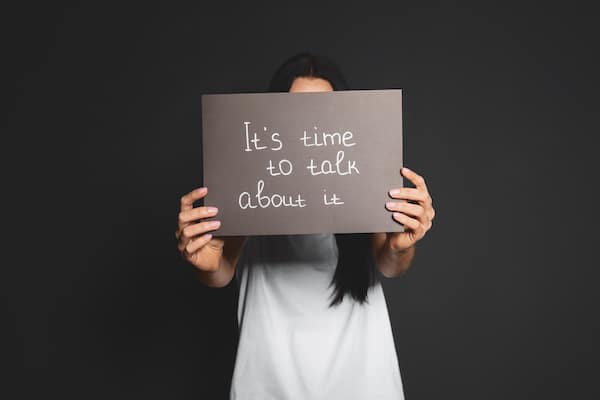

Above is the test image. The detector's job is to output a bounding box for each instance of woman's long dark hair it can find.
[268,53,378,307]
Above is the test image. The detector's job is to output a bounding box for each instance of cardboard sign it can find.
[201,89,404,236]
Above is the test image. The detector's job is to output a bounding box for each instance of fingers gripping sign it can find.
[176,187,224,270]
[385,167,435,251]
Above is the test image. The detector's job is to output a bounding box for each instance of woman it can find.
[176,53,435,399]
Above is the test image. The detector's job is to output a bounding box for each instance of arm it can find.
[373,167,435,278]
[194,236,246,287]
[372,233,416,278]
[176,187,246,288]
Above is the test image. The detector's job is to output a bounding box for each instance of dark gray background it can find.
[203,90,403,235]
[7,2,598,399]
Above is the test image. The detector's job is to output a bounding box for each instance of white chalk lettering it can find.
[243,121,252,152]
[271,132,282,151]
[266,159,293,176]
[238,180,307,209]
[238,191,257,209]
[243,121,284,151]
[251,132,267,151]
[306,150,360,176]
[300,127,356,147]
[342,131,356,146]
[323,189,344,205]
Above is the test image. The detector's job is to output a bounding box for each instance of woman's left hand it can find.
[385,167,435,252]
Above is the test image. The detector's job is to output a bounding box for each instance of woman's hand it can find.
[385,167,435,252]
[176,187,224,272]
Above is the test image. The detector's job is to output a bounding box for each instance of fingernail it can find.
[386,201,395,209]
[203,233,213,241]
[207,207,218,214]
[402,167,411,172]
[389,189,401,196]
[210,220,221,229]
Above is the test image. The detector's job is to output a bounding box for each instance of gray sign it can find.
[201,89,404,236]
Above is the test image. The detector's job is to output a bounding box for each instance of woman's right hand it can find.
[176,187,224,271]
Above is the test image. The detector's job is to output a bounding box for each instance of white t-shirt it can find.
[231,234,405,400]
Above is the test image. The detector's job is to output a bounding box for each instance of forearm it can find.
[195,236,246,287]
[372,233,416,278]
[196,260,235,287]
